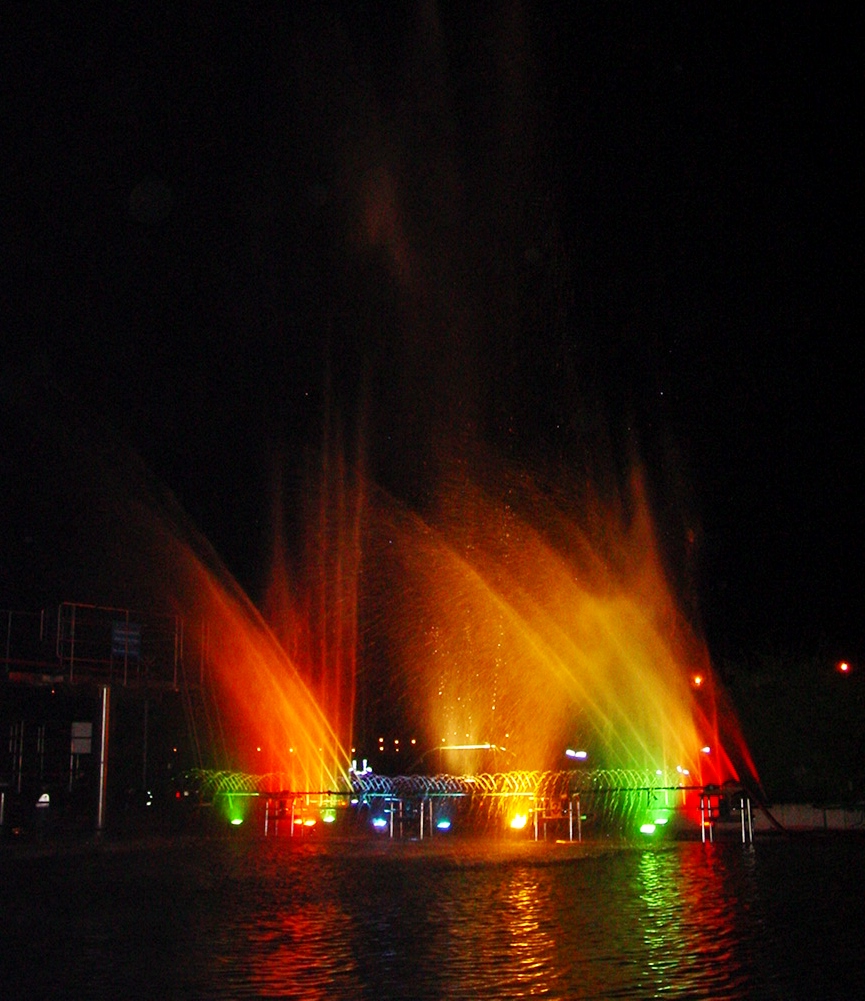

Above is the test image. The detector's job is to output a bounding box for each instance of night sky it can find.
[2,4,860,664]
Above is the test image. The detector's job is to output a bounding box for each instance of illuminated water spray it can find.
[179,553,350,791]
[368,462,754,792]
[51,385,756,834]
[100,462,355,795]
[43,11,756,823]
[262,419,364,790]
[12,386,355,798]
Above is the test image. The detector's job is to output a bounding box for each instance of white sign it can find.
[71,721,92,755]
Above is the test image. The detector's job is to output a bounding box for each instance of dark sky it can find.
[2,3,860,662]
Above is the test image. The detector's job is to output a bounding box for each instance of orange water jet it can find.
[367,462,754,789]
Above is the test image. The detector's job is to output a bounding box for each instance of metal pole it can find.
[37,723,46,781]
[14,721,24,794]
[175,617,182,691]
[569,796,573,842]
[419,798,424,840]
[577,795,582,842]
[4,610,11,673]
[142,698,149,789]
[740,796,746,844]
[701,795,706,843]
[123,609,129,686]
[70,605,76,684]
[96,686,110,833]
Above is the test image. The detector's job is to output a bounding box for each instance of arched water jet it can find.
[186,766,749,841]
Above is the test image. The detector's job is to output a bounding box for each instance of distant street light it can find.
[565,749,588,760]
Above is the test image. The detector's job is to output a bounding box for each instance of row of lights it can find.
[377,736,418,752]
[252,659,853,773]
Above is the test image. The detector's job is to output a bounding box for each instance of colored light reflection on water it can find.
[4,837,865,999]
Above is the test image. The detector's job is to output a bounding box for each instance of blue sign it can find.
[111,622,141,659]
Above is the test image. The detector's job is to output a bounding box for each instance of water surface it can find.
[2,834,863,999]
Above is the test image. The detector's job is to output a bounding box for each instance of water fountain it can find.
[178,441,758,841]
[2,6,761,841]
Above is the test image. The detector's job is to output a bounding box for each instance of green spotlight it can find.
[221,793,249,828]
[639,822,657,835]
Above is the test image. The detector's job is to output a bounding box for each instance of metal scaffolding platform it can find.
[1,602,225,836]
[3,602,184,690]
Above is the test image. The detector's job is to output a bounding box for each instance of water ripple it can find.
[2,837,865,999]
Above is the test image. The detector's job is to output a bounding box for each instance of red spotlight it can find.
[691,674,704,688]
[837,661,852,674]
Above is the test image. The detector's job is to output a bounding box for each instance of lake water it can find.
[2,833,863,999]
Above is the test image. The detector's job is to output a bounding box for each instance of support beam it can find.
[96,685,110,833]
